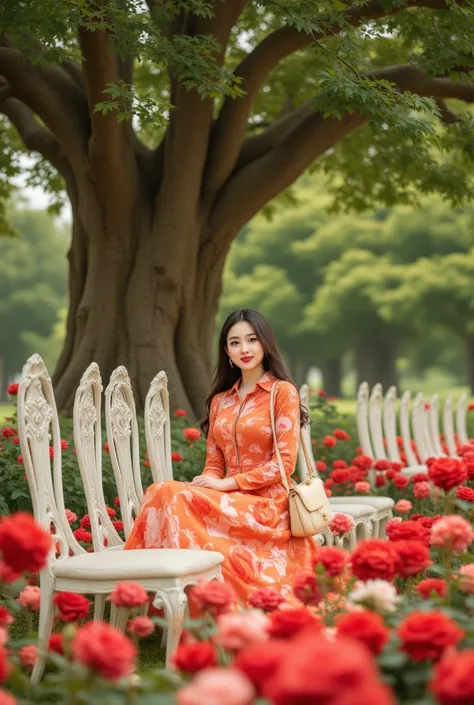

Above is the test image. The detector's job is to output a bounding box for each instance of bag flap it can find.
[290,478,328,512]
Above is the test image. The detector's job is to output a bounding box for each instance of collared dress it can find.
[124,371,318,604]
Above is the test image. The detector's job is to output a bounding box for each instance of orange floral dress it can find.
[124,372,318,605]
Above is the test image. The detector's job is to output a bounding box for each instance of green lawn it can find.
[0,404,14,423]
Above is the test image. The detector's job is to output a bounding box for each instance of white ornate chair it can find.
[145,371,173,483]
[395,390,427,474]
[412,393,436,462]
[456,393,469,447]
[18,355,224,681]
[428,394,445,458]
[105,367,144,538]
[299,385,388,540]
[443,394,459,457]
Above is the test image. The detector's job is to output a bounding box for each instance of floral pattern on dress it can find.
[124,372,318,605]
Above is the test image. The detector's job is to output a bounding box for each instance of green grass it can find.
[0,404,14,423]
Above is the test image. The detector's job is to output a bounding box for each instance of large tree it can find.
[2,0,474,414]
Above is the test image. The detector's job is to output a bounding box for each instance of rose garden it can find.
[0,383,472,704]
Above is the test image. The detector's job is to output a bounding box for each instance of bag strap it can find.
[269,381,315,493]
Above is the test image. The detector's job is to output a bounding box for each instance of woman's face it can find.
[225,321,265,372]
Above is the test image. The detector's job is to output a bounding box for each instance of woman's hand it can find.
[190,475,239,492]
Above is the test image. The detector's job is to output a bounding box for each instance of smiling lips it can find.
[241,356,253,363]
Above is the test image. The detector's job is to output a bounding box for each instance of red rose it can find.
[72,621,136,681]
[352,455,373,469]
[0,608,13,629]
[0,512,51,574]
[0,648,11,684]
[336,610,389,655]
[113,496,120,507]
[191,579,237,616]
[332,459,347,469]
[333,429,350,441]
[312,546,347,577]
[374,459,391,471]
[351,539,400,582]
[235,639,287,691]
[127,616,155,638]
[183,428,201,442]
[329,513,354,536]
[456,486,474,502]
[416,578,447,600]
[397,611,464,661]
[393,474,409,490]
[0,689,17,705]
[391,461,403,472]
[376,475,387,488]
[110,582,148,608]
[73,528,92,544]
[411,472,430,484]
[7,383,19,396]
[79,515,91,530]
[11,437,19,446]
[330,469,351,484]
[175,409,188,418]
[264,633,395,705]
[0,427,16,439]
[323,435,337,448]
[105,507,116,518]
[386,519,429,545]
[54,592,90,622]
[292,571,322,606]
[248,587,284,611]
[315,461,326,472]
[429,458,467,492]
[112,520,124,532]
[431,649,474,705]
[267,608,322,639]
[417,515,442,531]
[392,540,432,577]
[48,633,64,655]
[173,641,217,673]
[171,452,183,462]
[104,442,110,453]
[318,389,326,397]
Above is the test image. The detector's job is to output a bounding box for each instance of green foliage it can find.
[0,208,68,382]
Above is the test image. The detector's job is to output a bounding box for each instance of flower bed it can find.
[0,389,474,702]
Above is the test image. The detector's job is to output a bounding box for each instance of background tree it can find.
[378,252,474,392]
[0,208,68,396]
[2,0,474,413]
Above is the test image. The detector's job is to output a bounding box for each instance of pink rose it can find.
[19,645,37,670]
[17,586,41,612]
[214,611,270,651]
[110,583,148,608]
[431,515,474,554]
[459,564,474,593]
[177,668,255,705]
[65,509,77,525]
[413,482,430,500]
[394,500,412,514]
[127,616,155,638]
[355,481,370,494]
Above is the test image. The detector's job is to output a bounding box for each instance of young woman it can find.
[124,309,318,605]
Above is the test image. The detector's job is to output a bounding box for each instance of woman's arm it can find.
[232,382,300,492]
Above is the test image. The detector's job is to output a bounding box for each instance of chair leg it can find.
[31,583,54,685]
[113,606,131,633]
[156,587,187,668]
[94,594,107,621]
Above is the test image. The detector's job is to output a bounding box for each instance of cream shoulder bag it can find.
[270,382,333,538]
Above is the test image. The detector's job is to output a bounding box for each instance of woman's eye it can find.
[249,337,257,343]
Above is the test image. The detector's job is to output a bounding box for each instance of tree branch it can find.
[78,26,138,213]
[208,64,474,247]
[0,46,89,172]
[204,0,466,201]
[1,97,72,178]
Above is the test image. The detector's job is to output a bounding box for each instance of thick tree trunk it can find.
[466,334,474,394]
[320,356,342,397]
[354,339,399,391]
[52,192,223,419]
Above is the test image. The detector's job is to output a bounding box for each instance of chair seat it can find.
[401,465,427,476]
[329,503,376,518]
[330,497,394,510]
[53,549,224,581]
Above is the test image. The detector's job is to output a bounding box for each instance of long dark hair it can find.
[201,309,310,435]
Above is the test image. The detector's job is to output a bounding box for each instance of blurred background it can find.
[1,169,472,419]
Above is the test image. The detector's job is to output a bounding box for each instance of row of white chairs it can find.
[356,382,471,480]
[18,355,223,683]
